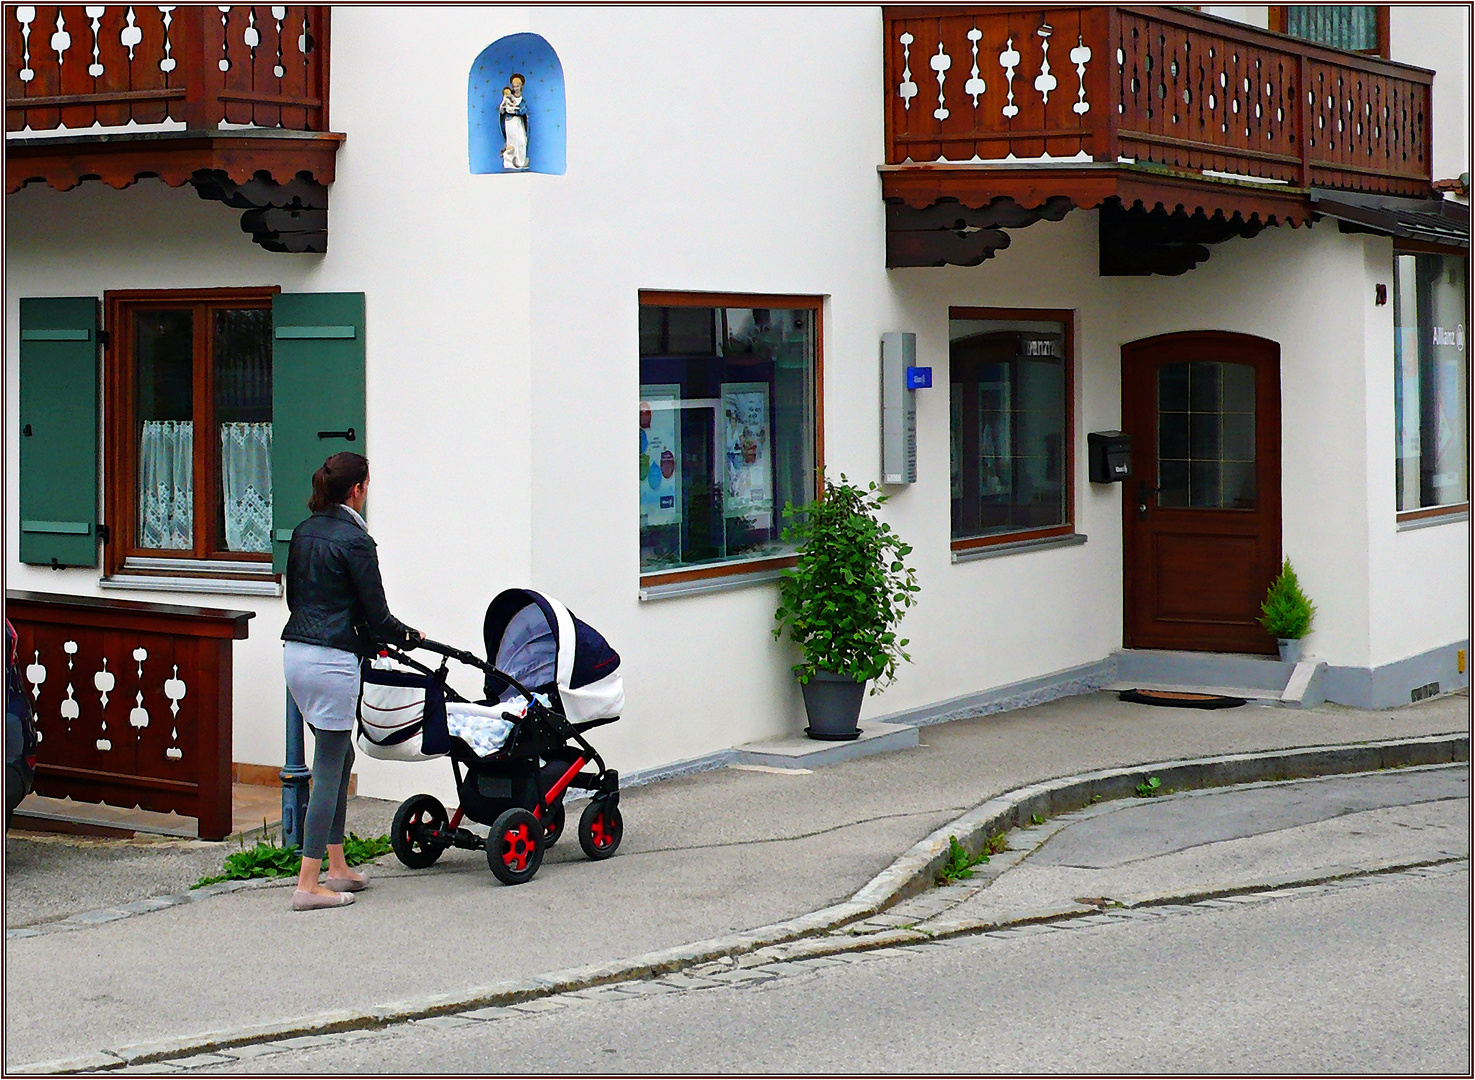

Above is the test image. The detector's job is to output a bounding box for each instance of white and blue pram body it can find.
[358,589,626,884]
[357,589,624,762]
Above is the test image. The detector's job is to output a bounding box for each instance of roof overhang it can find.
[1308,188,1469,250]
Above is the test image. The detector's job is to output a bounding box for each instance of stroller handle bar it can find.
[409,637,539,705]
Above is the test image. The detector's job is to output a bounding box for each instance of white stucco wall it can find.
[5,6,1469,807]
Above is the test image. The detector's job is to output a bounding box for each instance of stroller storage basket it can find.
[357,662,450,761]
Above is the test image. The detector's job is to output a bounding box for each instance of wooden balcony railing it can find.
[7,591,252,841]
[5,5,329,133]
[884,5,1433,198]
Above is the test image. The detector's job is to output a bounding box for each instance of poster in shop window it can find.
[639,385,681,528]
[720,381,773,530]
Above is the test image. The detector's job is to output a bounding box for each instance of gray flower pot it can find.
[801,670,866,741]
[1277,637,1304,664]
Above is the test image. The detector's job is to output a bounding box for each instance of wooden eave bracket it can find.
[5,128,343,254]
[882,162,1317,272]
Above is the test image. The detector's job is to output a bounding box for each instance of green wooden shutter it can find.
[271,293,367,573]
[19,297,100,567]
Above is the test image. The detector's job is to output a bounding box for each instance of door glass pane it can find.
[214,308,274,553]
[135,310,194,550]
[1157,361,1256,509]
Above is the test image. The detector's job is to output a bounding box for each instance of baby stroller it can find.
[356,588,624,885]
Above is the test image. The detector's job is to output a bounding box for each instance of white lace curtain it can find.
[138,420,272,553]
[221,422,272,553]
[139,420,193,550]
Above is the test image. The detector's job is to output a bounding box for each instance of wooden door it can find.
[1122,332,1282,654]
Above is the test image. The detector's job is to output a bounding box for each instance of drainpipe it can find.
[280,692,311,850]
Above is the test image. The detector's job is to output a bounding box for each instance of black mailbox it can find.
[1088,430,1133,483]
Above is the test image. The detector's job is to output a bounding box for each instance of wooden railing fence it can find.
[5,5,329,133]
[7,591,252,840]
[884,6,1433,197]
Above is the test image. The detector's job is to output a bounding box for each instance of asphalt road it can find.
[184,862,1470,1074]
[152,765,1469,1074]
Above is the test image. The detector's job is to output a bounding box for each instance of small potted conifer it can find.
[773,475,920,740]
[1259,558,1316,664]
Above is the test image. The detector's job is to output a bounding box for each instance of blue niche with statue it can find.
[468,33,566,176]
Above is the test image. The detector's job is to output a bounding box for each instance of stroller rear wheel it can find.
[542,799,565,847]
[578,799,623,860]
[391,794,450,869]
[487,807,545,885]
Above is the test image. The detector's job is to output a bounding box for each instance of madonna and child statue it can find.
[499,73,530,171]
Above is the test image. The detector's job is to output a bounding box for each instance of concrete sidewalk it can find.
[4,689,1467,1069]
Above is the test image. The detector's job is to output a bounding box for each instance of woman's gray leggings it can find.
[303,727,354,861]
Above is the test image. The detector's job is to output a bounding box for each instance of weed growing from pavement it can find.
[192,823,391,889]
[1135,776,1163,798]
[936,831,1012,885]
[937,836,989,884]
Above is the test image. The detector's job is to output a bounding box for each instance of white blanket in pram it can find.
[444,695,547,758]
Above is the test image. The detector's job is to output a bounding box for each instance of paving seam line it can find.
[14,731,1467,1075]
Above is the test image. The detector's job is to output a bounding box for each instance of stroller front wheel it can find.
[578,799,623,860]
[487,807,545,885]
[391,794,449,869]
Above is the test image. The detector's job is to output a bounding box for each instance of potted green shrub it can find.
[773,475,920,740]
[1259,558,1316,664]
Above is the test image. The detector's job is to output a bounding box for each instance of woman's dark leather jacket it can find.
[281,505,417,655]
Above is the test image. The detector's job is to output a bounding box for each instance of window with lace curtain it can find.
[105,289,277,577]
[1268,6,1389,58]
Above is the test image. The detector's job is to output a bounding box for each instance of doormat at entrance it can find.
[1118,688,1247,710]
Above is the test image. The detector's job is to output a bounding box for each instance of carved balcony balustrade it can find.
[7,591,252,841]
[5,5,340,252]
[883,6,1438,271]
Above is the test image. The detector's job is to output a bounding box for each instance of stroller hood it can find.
[482,589,623,724]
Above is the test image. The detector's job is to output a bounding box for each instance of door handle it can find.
[1137,481,1162,518]
[317,427,356,442]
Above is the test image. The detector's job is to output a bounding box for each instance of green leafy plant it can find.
[1134,776,1162,798]
[983,831,1009,856]
[773,475,920,692]
[192,828,391,889]
[1259,558,1316,640]
[937,835,990,884]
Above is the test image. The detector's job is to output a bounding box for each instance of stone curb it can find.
[15,731,1466,1074]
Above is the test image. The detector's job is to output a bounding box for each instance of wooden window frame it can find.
[1391,247,1470,524]
[949,306,1077,553]
[103,287,280,580]
[1268,5,1390,59]
[637,290,824,588]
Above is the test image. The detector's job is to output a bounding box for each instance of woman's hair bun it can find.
[308,452,369,512]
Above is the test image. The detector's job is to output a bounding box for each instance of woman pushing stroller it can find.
[282,452,423,912]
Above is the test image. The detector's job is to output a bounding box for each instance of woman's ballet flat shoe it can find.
[325,869,369,892]
[292,889,355,911]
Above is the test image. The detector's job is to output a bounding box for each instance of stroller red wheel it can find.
[487,807,545,885]
[578,799,623,860]
[391,794,449,869]
[542,799,566,847]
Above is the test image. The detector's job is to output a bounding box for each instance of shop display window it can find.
[949,310,1074,547]
[638,294,819,579]
[1394,251,1469,516]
